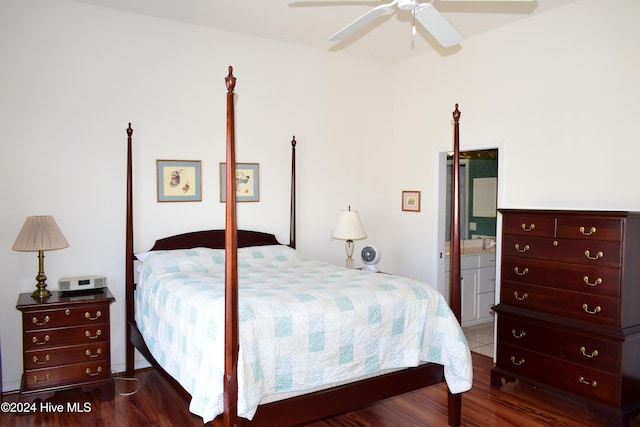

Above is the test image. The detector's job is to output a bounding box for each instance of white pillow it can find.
[135,251,152,262]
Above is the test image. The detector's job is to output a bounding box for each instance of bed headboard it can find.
[149,229,281,251]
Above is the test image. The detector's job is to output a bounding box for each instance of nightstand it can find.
[356,267,390,274]
[16,289,115,402]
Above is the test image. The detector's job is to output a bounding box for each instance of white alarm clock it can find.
[361,245,380,272]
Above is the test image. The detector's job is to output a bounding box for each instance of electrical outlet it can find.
[469,222,477,231]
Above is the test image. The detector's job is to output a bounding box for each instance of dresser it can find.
[491,209,640,426]
[16,289,115,402]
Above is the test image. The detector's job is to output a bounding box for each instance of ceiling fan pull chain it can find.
[412,10,417,36]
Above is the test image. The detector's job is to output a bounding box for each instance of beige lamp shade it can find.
[12,215,69,300]
[332,209,367,241]
[333,208,367,268]
[12,215,69,252]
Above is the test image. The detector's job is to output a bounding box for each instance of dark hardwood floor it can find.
[2,352,637,427]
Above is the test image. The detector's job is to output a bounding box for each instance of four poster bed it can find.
[124,66,471,426]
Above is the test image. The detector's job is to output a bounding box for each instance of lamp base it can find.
[32,251,51,301]
[344,240,356,269]
[31,286,52,301]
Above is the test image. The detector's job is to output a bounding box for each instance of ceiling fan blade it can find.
[414,4,463,47]
[328,3,393,42]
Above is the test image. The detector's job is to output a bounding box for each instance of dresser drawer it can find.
[501,257,621,297]
[497,314,620,374]
[502,235,622,267]
[502,214,555,237]
[23,360,110,391]
[501,282,620,326]
[24,323,109,351]
[22,303,110,332]
[496,343,619,406]
[552,239,622,267]
[556,217,624,242]
[24,342,108,370]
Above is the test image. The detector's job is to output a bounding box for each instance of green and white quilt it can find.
[136,245,472,422]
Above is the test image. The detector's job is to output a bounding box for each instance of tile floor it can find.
[462,321,495,358]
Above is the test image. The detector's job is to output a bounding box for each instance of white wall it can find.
[391,0,640,289]
[0,0,393,391]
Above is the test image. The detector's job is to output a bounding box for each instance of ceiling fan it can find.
[328,0,533,48]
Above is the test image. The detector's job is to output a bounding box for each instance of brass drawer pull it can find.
[579,226,597,236]
[513,291,528,301]
[85,310,102,321]
[584,250,603,260]
[511,329,526,339]
[510,356,525,366]
[85,366,103,377]
[65,309,71,315]
[33,374,50,383]
[32,335,50,345]
[578,376,597,387]
[85,329,102,339]
[521,223,535,232]
[583,276,602,287]
[32,315,50,326]
[582,304,601,315]
[580,346,599,358]
[32,354,51,365]
[85,348,103,358]
[514,267,529,276]
[515,244,530,253]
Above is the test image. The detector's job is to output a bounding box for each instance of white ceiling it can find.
[69,0,580,63]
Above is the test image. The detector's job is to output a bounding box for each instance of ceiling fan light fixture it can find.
[398,0,419,11]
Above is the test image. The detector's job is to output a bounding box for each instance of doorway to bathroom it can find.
[435,143,503,330]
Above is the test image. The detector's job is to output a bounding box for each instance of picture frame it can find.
[220,163,260,202]
[402,190,421,212]
[156,160,202,202]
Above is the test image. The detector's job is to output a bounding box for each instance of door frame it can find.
[432,140,505,306]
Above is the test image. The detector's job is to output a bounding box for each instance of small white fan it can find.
[361,245,381,272]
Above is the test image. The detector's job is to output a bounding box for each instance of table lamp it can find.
[332,206,367,268]
[12,215,69,300]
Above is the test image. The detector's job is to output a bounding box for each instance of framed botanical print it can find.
[220,163,260,202]
[156,160,202,202]
[402,190,421,212]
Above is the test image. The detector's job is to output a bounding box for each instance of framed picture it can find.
[402,190,421,212]
[156,160,202,202]
[220,163,260,202]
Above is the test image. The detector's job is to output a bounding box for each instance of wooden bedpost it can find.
[450,104,461,322]
[125,122,135,377]
[448,104,462,427]
[223,66,240,427]
[290,136,297,249]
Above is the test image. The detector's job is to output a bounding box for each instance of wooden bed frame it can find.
[124,66,464,426]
